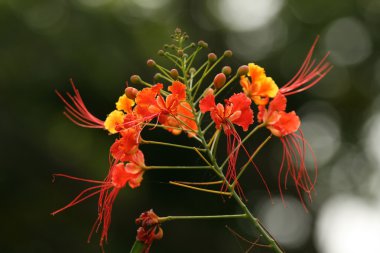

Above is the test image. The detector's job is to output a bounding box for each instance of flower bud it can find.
[204,88,214,97]
[237,65,249,76]
[170,69,179,79]
[157,50,165,56]
[213,73,226,89]
[198,40,208,48]
[125,87,138,100]
[223,50,233,57]
[130,75,141,84]
[153,73,161,81]
[146,59,156,67]
[177,50,184,57]
[221,66,232,76]
[208,53,217,62]
[189,67,196,74]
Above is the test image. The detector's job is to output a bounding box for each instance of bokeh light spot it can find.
[208,0,285,31]
[324,17,372,66]
[316,195,380,253]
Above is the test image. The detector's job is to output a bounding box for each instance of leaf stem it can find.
[169,181,231,196]
[158,213,247,223]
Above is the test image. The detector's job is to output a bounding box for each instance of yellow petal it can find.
[104,110,124,134]
[116,94,135,113]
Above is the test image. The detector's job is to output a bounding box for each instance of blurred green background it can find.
[2,0,380,252]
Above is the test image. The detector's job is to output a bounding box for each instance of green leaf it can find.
[129,240,146,253]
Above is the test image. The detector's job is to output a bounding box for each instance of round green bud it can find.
[208,53,217,62]
[222,66,232,76]
[237,65,249,76]
[130,75,141,84]
[170,69,179,79]
[146,59,156,67]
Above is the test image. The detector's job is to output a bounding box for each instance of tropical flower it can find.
[199,92,253,133]
[239,63,279,105]
[51,151,146,248]
[258,93,315,207]
[135,209,163,253]
[135,81,198,136]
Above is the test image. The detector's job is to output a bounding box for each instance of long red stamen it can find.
[278,131,317,210]
[280,36,333,96]
[55,79,104,128]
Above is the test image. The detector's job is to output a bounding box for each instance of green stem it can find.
[145,165,212,170]
[190,109,283,252]
[158,213,247,223]
[232,135,272,188]
[219,123,264,171]
[141,139,205,152]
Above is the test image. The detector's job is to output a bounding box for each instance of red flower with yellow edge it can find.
[134,81,198,136]
[199,92,253,133]
[240,63,279,106]
[257,93,300,137]
[51,150,146,249]
[258,93,316,208]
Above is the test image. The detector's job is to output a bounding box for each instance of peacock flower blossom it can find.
[257,93,300,138]
[110,127,141,162]
[134,81,198,136]
[199,92,253,196]
[199,92,253,133]
[135,209,163,253]
[51,150,146,248]
[240,63,279,106]
[258,93,316,207]
[55,80,105,129]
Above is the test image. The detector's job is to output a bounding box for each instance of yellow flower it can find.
[240,63,279,105]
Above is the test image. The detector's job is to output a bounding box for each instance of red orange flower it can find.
[199,92,253,133]
[52,152,146,248]
[258,93,315,207]
[135,209,163,253]
[257,93,300,137]
[134,82,198,136]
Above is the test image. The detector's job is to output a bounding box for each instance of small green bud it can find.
[130,75,141,84]
[221,66,232,76]
[208,53,217,62]
[213,73,226,89]
[157,50,165,56]
[189,67,196,74]
[237,65,249,76]
[153,73,161,81]
[146,59,156,67]
[223,50,233,57]
[177,50,184,57]
[198,40,208,48]
[170,69,179,79]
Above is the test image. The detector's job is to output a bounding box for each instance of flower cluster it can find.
[52,29,331,252]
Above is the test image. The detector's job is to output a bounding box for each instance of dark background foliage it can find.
[1,0,380,252]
